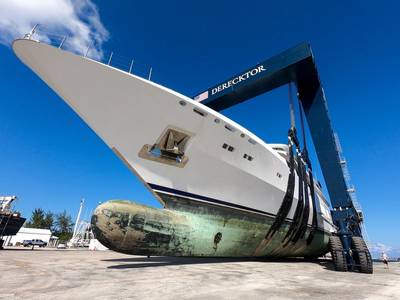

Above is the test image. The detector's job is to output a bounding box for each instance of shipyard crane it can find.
[193,43,373,273]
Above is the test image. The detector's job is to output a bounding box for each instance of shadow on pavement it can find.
[1,247,54,251]
[104,256,335,270]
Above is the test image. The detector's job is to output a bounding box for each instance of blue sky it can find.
[1,1,399,253]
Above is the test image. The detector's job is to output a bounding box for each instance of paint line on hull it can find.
[150,183,287,220]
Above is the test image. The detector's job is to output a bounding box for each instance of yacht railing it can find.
[23,24,154,80]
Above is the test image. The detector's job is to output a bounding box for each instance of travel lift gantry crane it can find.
[193,43,373,273]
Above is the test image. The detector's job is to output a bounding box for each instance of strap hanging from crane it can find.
[289,97,312,243]
[282,91,315,246]
[296,93,318,244]
[297,103,318,244]
[306,169,318,245]
[282,150,305,246]
[263,83,297,242]
[299,93,308,160]
[291,157,310,243]
[288,82,300,148]
[281,85,306,246]
[284,93,318,246]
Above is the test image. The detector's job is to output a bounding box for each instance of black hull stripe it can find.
[0,216,26,236]
[148,183,290,220]
[149,184,332,235]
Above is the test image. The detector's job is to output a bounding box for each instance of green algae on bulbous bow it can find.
[91,200,329,257]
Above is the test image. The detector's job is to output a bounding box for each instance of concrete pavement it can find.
[0,247,398,300]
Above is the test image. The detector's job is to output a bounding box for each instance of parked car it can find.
[22,239,47,247]
[22,240,31,247]
[57,243,67,249]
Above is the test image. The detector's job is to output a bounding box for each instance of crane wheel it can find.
[351,236,373,274]
[329,236,347,272]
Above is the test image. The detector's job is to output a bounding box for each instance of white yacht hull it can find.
[13,39,334,257]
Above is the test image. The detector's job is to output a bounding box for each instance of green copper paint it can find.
[91,200,330,257]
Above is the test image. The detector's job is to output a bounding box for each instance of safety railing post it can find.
[129,59,134,74]
[84,41,93,58]
[108,52,114,65]
[24,24,39,39]
[21,27,157,83]
[59,36,66,49]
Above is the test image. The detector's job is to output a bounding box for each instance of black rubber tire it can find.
[351,236,373,274]
[329,236,348,272]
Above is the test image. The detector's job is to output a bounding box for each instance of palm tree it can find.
[54,210,74,241]
[26,208,45,228]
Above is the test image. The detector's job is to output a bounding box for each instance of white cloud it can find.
[370,242,393,254]
[369,242,400,259]
[0,0,109,58]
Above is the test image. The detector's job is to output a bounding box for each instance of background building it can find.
[4,227,53,246]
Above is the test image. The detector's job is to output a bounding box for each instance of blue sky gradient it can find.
[1,1,399,252]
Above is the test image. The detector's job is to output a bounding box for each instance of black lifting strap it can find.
[264,83,297,241]
[296,97,319,245]
[264,136,296,240]
[306,167,318,245]
[290,98,312,244]
[282,150,304,246]
[282,93,315,246]
[291,155,310,243]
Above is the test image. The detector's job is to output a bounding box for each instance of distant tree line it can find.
[25,208,74,242]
